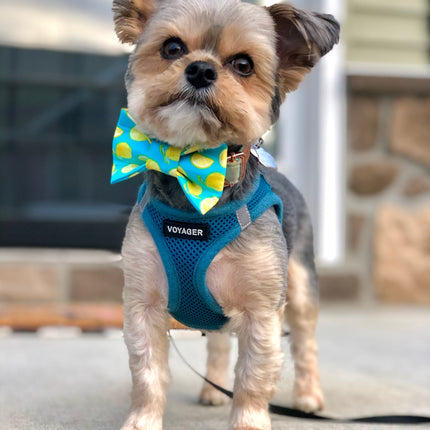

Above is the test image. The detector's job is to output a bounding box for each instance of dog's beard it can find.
[127,82,226,148]
[152,87,227,148]
[162,86,222,121]
[157,100,223,148]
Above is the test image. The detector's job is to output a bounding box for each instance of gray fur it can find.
[260,164,319,294]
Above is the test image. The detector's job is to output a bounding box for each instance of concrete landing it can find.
[1,306,429,429]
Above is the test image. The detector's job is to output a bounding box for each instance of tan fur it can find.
[285,257,324,412]
[121,207,170,430]
[199,332,231,406]
[113,0,156,44]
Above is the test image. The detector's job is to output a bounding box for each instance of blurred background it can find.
[0,0,429,329]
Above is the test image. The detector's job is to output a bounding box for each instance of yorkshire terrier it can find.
[111,0,339,429]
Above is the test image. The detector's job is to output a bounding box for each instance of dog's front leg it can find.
[121,295,170,430]
[229,312,283,430]
[121,207,170,430]
[206,211,287,430]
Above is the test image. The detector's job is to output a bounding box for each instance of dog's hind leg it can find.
[285,256,324,413]
[199,332,231,406]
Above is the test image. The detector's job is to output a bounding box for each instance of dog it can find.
[111,1,339,429]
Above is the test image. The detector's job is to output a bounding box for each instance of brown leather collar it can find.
[224,146,251,187]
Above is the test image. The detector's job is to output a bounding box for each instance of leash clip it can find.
[255,137,264,149]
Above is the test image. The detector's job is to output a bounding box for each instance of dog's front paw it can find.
[229,407,271,430]
[120,422,162,430]
[233,428,266,430]
[121,413,162,430]
[232,426,269,430]
[199,383,229,406]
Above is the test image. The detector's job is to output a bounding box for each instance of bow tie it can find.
[111,108,227,215]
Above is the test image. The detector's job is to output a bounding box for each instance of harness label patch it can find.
[163,219,210,241]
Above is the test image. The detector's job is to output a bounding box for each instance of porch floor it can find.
[1,306,429,430]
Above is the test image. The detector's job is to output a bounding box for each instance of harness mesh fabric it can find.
[139,173,282,330]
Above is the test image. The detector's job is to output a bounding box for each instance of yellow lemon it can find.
[121,164,139,174]
[219,148,227,168]
[165,146,182,161]
[138,155,148,162]
[111,163,116,174]
[146,159,161,172]
[115,142,132,159]
[200,197,219,215]
[185,181,203,197]
[206,172,225,192]
[191,153,214,169]
[130,127,149,141]
[183,145,202,155]
[114,127,123,138]
[169,168,178,177]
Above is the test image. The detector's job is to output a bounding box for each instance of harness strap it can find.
[236,205,252,230]
[138,188,150,213]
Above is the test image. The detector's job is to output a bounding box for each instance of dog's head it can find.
[113,0,339,148]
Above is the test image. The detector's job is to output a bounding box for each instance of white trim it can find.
[316,46,346,266]
[316,0,346,266]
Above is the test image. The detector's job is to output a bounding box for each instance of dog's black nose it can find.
[185,61,217,89]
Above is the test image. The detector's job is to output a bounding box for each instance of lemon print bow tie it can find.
[111,109,228,215]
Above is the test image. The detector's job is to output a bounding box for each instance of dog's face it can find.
[113,0,339,148]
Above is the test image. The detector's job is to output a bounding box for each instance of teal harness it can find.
[138,173,283,330]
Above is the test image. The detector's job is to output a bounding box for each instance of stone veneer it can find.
[345,75,430,303]
[374,206,430,304]
[0,249,123,305]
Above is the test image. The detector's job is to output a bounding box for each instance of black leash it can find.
[168,332,430,425]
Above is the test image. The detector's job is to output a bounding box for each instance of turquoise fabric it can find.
[139,173,283,330]
[111,108,228,214]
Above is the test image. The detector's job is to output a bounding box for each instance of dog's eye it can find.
[229,55,254,77]
[161,38,188,60]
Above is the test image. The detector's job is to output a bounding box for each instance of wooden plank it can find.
[348,14,428,45]
[0,304,189,331]
[349,0,428,15]
[347,0,430,66]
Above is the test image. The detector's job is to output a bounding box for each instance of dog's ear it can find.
[113,0,157,44]
[266,3,340,96]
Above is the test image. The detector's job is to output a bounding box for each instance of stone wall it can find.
[345,75,430,304]
[0,249,123,305]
